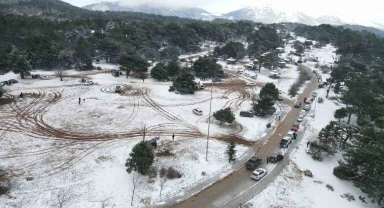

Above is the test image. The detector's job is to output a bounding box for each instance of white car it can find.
[305,99,312,104]
[287,130,297,139]
[251,168,267,181]
[40,75,51,80]
[297,114,305,122]
[247,82,257,86]
[299,110,307,116]
[192,108,203,115]
[304,104,311,111]
[312,92,318,97]
[250,75,257,79]
[244,73,250,77]
[84,81,93,86]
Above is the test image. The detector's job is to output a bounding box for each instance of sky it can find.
[62,0,384,24]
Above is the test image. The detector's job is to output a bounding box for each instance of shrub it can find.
[341,193,355,201]
[166,167,182,179]
[333,166,355,180]
[318,97,324,103]
[160,167,167,178]
[148,166,157,179]
[0,169,11,195]
[169,86,175,92]
[321,65,331,73]
[326,184,334,191]
[289,82,300,97]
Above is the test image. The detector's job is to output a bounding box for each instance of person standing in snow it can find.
[172,134,175,140]
[79,97,81,105]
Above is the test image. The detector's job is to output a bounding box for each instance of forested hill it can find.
[0,0,198,23]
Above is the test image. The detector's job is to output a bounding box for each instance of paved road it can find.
[170,65,317,208]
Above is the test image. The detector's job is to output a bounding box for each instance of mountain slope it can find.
[223,6,383,30]
[83,1,216,21]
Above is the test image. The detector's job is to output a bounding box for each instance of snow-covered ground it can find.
[0,65,254,207]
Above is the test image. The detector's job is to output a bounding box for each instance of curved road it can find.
[168,65,317,208]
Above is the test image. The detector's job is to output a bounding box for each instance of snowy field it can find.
[0,66,254,207]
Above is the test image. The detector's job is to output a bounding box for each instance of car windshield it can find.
[252,172,260,176]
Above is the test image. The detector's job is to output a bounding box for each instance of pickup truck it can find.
[246,156,262,170]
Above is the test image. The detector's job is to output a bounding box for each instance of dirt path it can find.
[163,65,317,208]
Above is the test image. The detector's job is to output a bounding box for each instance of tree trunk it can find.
[220,120,223,126]
[131,187,135,206]
[347,113,352,124]
[126,69,131,78]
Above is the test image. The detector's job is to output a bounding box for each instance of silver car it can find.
[304,104,311,111]
[297,114,305,122]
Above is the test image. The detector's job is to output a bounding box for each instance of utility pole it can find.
[206,88,213,161]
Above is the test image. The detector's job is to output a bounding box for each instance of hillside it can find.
[83,1,217,21]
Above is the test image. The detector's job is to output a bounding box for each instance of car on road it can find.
[237,71,244,74]
[40,75,51,80]
[304,104,311,111]
[268,152,284,163]
[246,156,262,170]
[297,114,305,122]
[212,77,222,82]
[244,73,250,77]
[247,82,257,86]
[291,122,300,132]
[115,85,121,93]
[280,136,292,148]
[287,130,297,139]
[192,108,203,115]
[312,92,318,97]
[277,94,284,101]
[240,111,254,117]
[294,101,301,108]
[250,75,257,79]
[84,81,93,86]
[251,168,267,181]
[305,99,312,104]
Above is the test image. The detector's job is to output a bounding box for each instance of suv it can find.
[192,108,203,115]
[280,136,292,148]
[240,111,254,117]
[115,85,121,93]
[251,168,267,181]
[268,152,284,163]
[246,156,262,170]
[294,101,301,108]
[287,130,297,139]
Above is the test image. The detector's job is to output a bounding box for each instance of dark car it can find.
[246,156,262,170]
[318,83,324,88]
[212,77,222,82]
[9,79,18,84]
[115,85,121,93]
[294,101,301,108]
[240,111,254,117]
[268,152,284,163]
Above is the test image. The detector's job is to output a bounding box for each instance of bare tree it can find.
[139,124,147,142]
[90,196,114,208]
[159,167,168,197]
[130,172,142,206]
[52,189,75,208]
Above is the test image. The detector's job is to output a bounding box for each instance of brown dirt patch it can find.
[212,134,255,146]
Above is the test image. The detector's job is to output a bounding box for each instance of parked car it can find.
[297,114,305,122]
[294,101,301,108]
[312,92,318,97]
[84,81,93,86]
[251,168,267,181]
[244,73,250,77]
[246,156,262,170]
[304,104,311,111]
[299,110,307,116]
[115,85,121,93]
[280,136,292,148]
[305,99,312,104]
[277,94,284,101]
[9,79,18,84]
[287,130,297,139]
[247,82,257,86]
[318,83,324,88]
[291,122,300,131]
[237,71,244,74]
[192,108,203,115]
[250,75,257,79]
[212,77,222,82]
[268,152,284,163]
[240,111,254,117]
[40,75,51,80]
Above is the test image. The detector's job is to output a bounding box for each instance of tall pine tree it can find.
[125,141,154,175]
[226,141,236,163]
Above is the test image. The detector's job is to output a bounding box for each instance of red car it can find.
[291,122,300,132]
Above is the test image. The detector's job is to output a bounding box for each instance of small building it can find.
[226,57,237,65]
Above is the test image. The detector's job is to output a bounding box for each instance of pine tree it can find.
[213,107,235,126]
[125,141,154,175]
[151,62,168,80]
[226,141,236,163]
[173,68,196,94]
